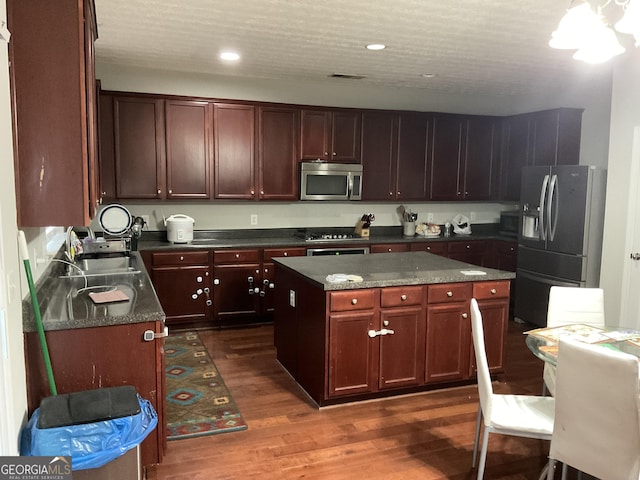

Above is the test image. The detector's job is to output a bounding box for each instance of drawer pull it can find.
[214,278,220,285]
[351,298,358,305]
[400,294,407,301]
[447,291,453,297]
[235,253,240,259]
[461,313,468,319]
[179,256,184,261]
[466,245,470,249]
[490,288,497,294]
[284,252,288,256]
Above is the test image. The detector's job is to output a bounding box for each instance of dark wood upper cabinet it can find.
[396,113,430,201]
[300,109,361,163]
[113,96,165,199]
[165,100,211,199]
[258,106,300,200]
[500,108,582,201]
[361,111,398,201]
[9,0,99,226]
[463,116,500,200]
[214,103,256,199]
[429,115,465,201]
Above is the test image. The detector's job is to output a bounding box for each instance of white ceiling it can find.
[93,0,622,97]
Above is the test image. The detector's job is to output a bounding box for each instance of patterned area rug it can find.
[165,331,247,440]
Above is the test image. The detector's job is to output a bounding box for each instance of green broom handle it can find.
[18,231,57,396]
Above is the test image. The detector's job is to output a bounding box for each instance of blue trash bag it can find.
[20,394,157,471]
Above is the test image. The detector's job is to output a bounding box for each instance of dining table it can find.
[525,324,640,366]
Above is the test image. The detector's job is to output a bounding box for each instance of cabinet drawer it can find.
[428,283,471,304]
[494,240,517,255]
[380,286,423,307]
[473,281,510,300]
[410,242,448,255]
[330,290,376,312]
[214,249,260,264]
[151,250,210,266]
[448,240,488,253]
[370,243,410,254]
[263,247,306,262]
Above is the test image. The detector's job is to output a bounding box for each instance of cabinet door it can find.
[379,307,426,389]
[500,115,530,201]
[300,110,331,160]
[331,111,361,163]
[214,103,255,199]
[165,100,211,199]
[258,106,300,200]
[99,93,116,201]
[396,113,430,200]
[448,240,489,267]
[430,115,464,201]
[530,109,582,167]
[151,265,211,325]
[213,263,262,324]
[361,111,397,201]
[491,240,517,272]
[470,298,509,374]
[463,117,499,200]
[84,1,100,218]
[328,312,378,397]
[425,302,470,383]
[114,96,165,199]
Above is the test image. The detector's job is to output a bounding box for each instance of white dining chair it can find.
[470,298,555,480]
[547,338,640,480]
[542,286,605,396]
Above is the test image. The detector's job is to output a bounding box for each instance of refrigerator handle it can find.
[539,174,550,241]
[548,174,559,241]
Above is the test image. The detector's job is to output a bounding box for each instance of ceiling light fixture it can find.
[421,73,437,78]
[550,0,639,63]
[220,51,240,61]
[365,43,386,50]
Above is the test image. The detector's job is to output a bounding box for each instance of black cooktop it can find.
[293,230,366,242]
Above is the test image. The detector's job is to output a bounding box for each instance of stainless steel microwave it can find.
[299,162,363,201]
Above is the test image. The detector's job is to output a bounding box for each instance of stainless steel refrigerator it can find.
[514,165,607,327]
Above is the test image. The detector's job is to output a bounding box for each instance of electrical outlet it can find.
[427,213,434,222]
[470,212,477,221]
[251,214,258,226]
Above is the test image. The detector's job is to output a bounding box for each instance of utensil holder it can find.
[403,221,415,237]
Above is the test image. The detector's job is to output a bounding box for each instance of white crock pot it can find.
[164,214,195,244]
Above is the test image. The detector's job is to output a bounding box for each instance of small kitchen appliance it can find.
[164,214,195,244]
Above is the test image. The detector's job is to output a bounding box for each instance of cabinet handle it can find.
[214,278,220,285]
[368,328,395,338]
[204,287,210,294]
[251,190,255,195]
[426,246,431,250]
[466,245,470,249]
[461,313,468,319]
[268,283,275,289]
[168,189,172,194]
[446,291,453,297]
[263,279,269,286]
[383,320,390,326]
[389,192,393,196]
[490,288,497,294]
[235,253,240,259]
[351,298,358,305]
[400,294,407,301]
[179,256,184,261]
[248,276,254,283]
[283,252,288,256]
[196,276,203,283]
[387,248,392,252]
[260,190,264,195]
[157,189,161,195]
[206,299,213,306]
[324,151,329,156]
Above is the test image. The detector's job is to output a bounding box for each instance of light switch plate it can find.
[289,289,296,307]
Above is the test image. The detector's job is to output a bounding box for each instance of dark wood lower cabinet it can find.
[275,262,510,406]
[24,321,166,468]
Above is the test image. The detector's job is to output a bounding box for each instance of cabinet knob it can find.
[351,298,358,305]
[461,313,468,319]
[157,189,161,194]
[389,192,393,196]
[251,190,255,195]
[400,294,407,301]
[263,279,269,286]
[235,253,240,259]
[324,151,329,156]
[446,291,453,297]
[283,252,288,256]
[332,152,336,156]
[179,256,184,261]
[426,246,431,250]
[214,278,220,285]
[490,288,497,294]
[264,267,269,273]
[248,276,254,283]
[260,190,264,195]
[168,189,172,194]
[466,245,470,249]
[383,320,390,326]
[204,287,210,294]
[387,248,392,252]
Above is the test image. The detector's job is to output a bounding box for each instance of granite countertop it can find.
[273,251,516,291]
[22,251,165,333]
[136,225,517,251]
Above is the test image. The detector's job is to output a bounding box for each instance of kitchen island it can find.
[273,251,515,406]
[22,252,166,468]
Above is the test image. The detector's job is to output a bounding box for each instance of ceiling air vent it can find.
[329,73,366,80]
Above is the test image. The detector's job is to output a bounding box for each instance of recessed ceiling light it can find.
[366,44,386,51]
[220,51,240,61]
[421,73,437,78]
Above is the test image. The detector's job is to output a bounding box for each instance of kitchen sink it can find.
[61,254,141,278]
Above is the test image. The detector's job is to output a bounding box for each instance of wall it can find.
[600,48,640,324]
[0,0,28,455]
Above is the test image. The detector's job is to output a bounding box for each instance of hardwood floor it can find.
[147,321,560,480]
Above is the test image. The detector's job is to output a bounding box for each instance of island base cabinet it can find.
[24,321,166,469]
[425,303,470,384]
